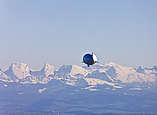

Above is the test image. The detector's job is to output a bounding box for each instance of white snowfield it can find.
[38,88,48,93]
[5,63,31,79]
[84,78,122,88]
[105,62,156,83]
[0,62,157,90]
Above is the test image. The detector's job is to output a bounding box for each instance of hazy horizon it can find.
[0,0,157,69]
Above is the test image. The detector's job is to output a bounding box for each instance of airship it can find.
[83,52,97,67]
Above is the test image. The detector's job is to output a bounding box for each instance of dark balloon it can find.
[83,53,97,67]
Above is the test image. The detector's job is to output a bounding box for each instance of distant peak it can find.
[44,63,53,68]
[136,66,145,73]
[59,64,83,71]
[57,64,87,76]
[6,62,31,79]
[71,64,83,68]
[42,64,54,69]
[41,64,55,76]
[10,62,28,68]
[106,62,119,67]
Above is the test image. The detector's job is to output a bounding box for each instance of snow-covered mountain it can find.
[5,63,31,81]
[28,64,55,84]
[0,62,157,115]
[0,69,13,82]
[31,64,55,77]
[0,62,157,90]
[3,63,55,84]
[105,62,156,83]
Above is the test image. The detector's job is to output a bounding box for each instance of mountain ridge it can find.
[0,62,157,114]
[0,62,156,90]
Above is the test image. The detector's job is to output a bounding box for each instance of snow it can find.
[5,63,31,80]
[65,80,76,86]
[129,88,142,90]
[55,65,88,79]
[0,69,13,82]
[40,64,55,76]
[38,88,47,93]
[81,86,98,91]
[0,62,156,90]
[84,78,122,88]
[105,62,156,83]
[3,84,8,87]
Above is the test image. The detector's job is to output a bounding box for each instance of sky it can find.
[0,0,157,69]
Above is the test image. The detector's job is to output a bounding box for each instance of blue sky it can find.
[0,0,157,69]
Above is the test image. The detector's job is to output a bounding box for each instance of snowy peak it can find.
[105,62,127,71]
[104,62,156,83]
[5,63,31,79]
[0,62,156,88]
[0,69,11,82]
[106,62,120,67]
[40,64,55,76]
[136,66,145,73]
[70,65,88,76]
[56,65,88,77]
[23,64,55,84]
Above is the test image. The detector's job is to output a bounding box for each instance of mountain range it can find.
[1,62,157,89]
[0,62,157,115]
